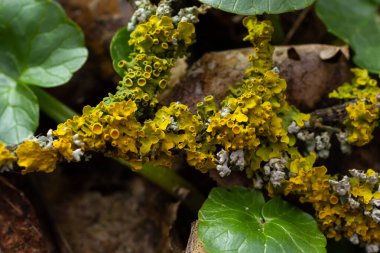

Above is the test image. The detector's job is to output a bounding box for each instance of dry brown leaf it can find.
[0,176,50,253]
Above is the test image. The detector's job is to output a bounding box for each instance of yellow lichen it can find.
[285,166,380,244]
[0,143,16,168]
[329,68,380,146]
[345,100,379,146]
[15,141,58,174]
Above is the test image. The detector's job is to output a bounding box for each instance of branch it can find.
[32,87,205,213]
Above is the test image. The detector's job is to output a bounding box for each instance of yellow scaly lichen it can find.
[329,68,380,146]
[114,15,196,107]
[345,100,379,146]
[15,141,58,174]
[329,68,379,100]
[284,167,380,244]
[0,143,16,168]
[194,17,310,175]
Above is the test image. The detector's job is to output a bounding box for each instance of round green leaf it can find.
[110,27,133,77]
[198,187,326,253]
[316,0,380,73]
[198,0,315,15]
[0,0,88,87]
[0,73,38,144]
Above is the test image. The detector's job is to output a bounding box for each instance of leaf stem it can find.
[32,86,204,212]
[30,86,77,122]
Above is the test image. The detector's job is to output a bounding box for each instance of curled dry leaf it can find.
[167,45,352,111]
[0,176,50,253]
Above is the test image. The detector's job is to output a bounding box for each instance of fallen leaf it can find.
[0,176,50,253]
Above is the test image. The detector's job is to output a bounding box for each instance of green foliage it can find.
[0,75,38,144]
[198,187,326,253]
[110,27,133,77]
[198,0,315,15]
[0,0,87,144]
[316,0,380,73]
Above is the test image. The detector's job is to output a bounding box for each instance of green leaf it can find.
[198,187,326,253]
[0,73,38,144]
[0,0,88,87]
[316,0,380,73]
[198,0,315,15]
[110,27,133,77]
[0,0,87,144]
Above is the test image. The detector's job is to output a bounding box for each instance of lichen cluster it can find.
[329,68,380,146]
[1,12,380,251]
[202,17,310,177]
[11,15,198,173]
[113,14,195,108]
[2,16,309,178]
[284,167,380,251]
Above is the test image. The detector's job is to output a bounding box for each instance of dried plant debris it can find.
[0,176,50,253]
